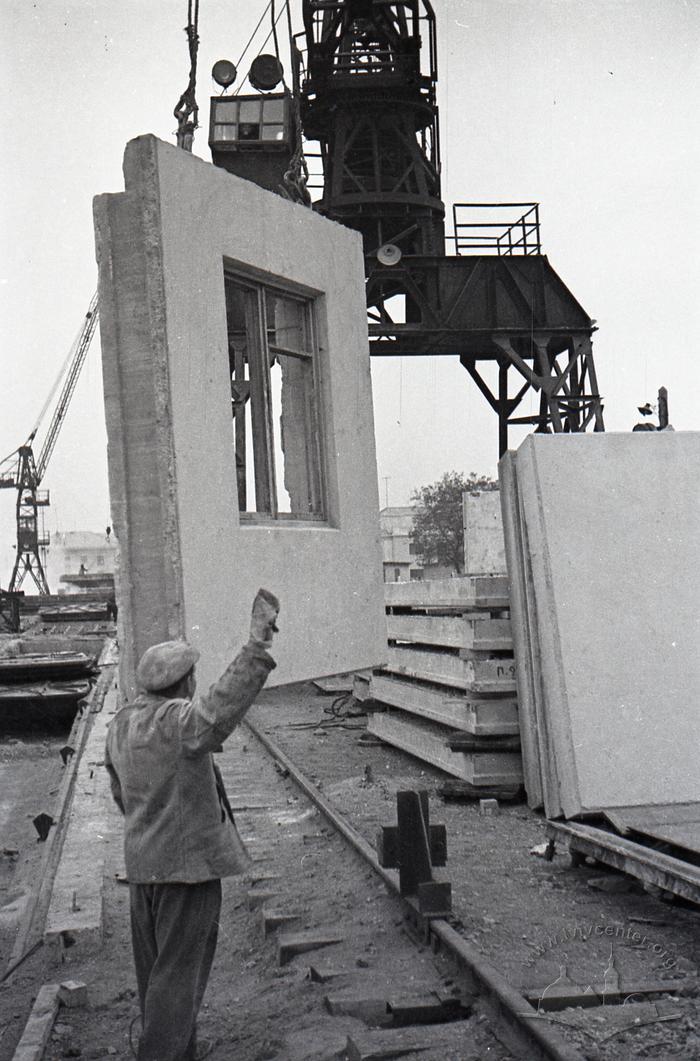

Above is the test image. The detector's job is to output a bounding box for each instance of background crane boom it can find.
[0,295,100,594]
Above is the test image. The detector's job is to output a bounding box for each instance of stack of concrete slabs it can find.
[500,432,700,824]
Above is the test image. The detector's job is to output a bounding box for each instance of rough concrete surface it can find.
[463,491,506,575]
[510,431,700,815]
[94,134,386,697]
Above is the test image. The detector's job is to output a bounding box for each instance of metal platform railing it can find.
[449,202,541,255]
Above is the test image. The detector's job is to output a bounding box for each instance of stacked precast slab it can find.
[500,432,700,820]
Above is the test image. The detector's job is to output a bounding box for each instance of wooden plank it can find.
[278,930,344,966]
[604,803,700,832]
[323,994,390,1022]
[387,614,512,650]
[604,805,700,856]
[367,711,523,784]
[522,979,693,1011]
[11,984,60,1061]
[346,1020,476,1060]
[438,779,521,801]
[447,734,520,753]
[627,823,700,858]
[369,674,519,734]
[313,673,358,693]
[545,821,700,906]
[384,575,509,609]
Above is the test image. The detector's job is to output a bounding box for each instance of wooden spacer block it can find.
[308,960,345,983]
[246,888,278,910]
[261,908,302,936]
[11,983,60,1061]
[278,930,344,966]
[323,994,391,1023]
[387,992,465,1026]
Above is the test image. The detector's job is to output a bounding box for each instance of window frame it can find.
[224,267,327,525]
[210,94,289,147]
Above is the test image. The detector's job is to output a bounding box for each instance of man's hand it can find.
[250,588,280,648]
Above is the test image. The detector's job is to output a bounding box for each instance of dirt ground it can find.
[1,680,699,1060]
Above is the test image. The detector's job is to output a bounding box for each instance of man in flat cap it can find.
[105,588,280,1061]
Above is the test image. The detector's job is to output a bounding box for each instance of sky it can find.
[1,0,698,587]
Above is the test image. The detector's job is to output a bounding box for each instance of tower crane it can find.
[0,293,99,594]
[207,0,605,453]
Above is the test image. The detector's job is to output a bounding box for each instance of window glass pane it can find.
[269,293,308,354]
[270,354,322,516]
[261,125,285,141]
[213,100,239,122]
[262,98,285,121]
[239,100,261,122]
[225,277,270,515]
[214,124,238,141]
[224,271,323,520]
[238,122,261,141]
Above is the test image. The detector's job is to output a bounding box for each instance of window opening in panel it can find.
[224,270,325,522]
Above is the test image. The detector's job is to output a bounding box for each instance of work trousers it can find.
[130,879,222,1061]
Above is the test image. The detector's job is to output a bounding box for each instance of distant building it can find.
[49,531,118,594]
[380,505,463,583]
[380,506,422,583]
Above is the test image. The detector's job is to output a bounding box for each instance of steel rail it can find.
[244,714,585,1061]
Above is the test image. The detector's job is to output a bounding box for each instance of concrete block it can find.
[463,490,506,575]
[94,134,386,696]
[479,798,500,816]
[58,980,89,1008]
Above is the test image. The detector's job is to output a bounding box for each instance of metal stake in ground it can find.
[378,790,451,917]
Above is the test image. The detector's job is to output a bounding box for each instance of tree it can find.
[410,471,498,574]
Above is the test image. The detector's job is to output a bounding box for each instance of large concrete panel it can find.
[95,135,386,695]
[516,431,700,815]
[463,491,506,575]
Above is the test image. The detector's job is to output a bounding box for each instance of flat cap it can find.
[136,640,200,692]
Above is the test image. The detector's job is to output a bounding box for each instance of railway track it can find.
[243,715,584,1061]
[3,672,698,1060]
